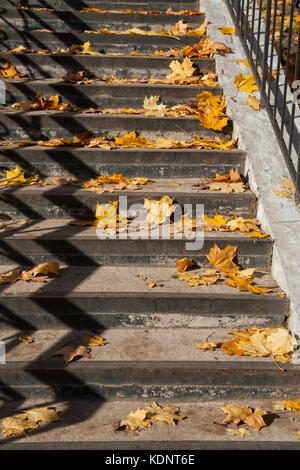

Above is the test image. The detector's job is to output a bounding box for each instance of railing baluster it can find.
[225,0,300,202]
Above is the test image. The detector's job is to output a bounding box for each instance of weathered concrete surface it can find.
[200,0,300,339]
[0,398,300,449]
[0,327,287,363]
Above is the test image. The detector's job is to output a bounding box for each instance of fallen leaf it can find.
[144,195,175,225]
[206,243,239,273]
[18,334,34,343]
[176,257,194,272]
[247,95,260,111]
[219,26,236,35]
[81,334,107,347]
[234,73,258,93]
[144,402,185,426]
[52,345,92,364]
[221,405,267,432]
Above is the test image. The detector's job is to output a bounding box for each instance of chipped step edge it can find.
[200,0,300,340]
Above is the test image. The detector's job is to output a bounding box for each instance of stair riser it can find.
[1,10,203,32]
[0,30,202,54]
[3,82,222,108]
[0,238,272,267]
[0,193,255,219]
[0,296,288,330]
[0,149,245,179]
[3,1,199,11]
[0,365,299,400]
[0,114,232,141]
[0,54,215,79]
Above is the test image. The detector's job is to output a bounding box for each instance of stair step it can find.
[3,79,222,108]
[0,54,215,79]
[0,265,288,330]
[0,219,272,266]
[0,111,232,141]
[0,398,298,450]
[0,181,255,219]
[1,9,204,32]
[2,1,199,11]
[0,29,203,55]
[0,146,245,180]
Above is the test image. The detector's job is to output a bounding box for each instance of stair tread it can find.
[0,218,269,241]
[0,265,283,297]
[0,178,249,195]
[0,398,297,449]
[0,328,290,364]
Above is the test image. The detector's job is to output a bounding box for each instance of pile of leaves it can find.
[84,19,208,37]
[155,37,231,58]
[10,95,78,112]
[0,131,236,151]
[115,402,185,432]
[8,89,229,132]
[0,62,26,78]
[63,58,219,87]
[1,37,231,59]
[176,243,277,295]
[203,213,268,238]
[77,173,150,194]
[2,406,60,438]
[197,169,248,193]
[0,262,60,285]
[197,326,295,365]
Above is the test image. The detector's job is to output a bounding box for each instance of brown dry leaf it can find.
[24,407,60,425]
[81,334,107,347]
[207,243,239,273]
[144,402,185,426]
[176,257,194,272]
[52,345,92,364]
[144,195,175,225]
[0,269,22,284]
[221,405,267,432]
[222,327,294,363]
[247,95,261,111]
[197,341,221,351]
[21,262,60,281]
[2,415,38,438]
[18,334,34,343]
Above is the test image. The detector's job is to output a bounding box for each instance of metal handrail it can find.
[226,0,300,200]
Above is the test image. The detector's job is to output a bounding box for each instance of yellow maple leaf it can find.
[234,73,258,93]
[0,167,39,187]
[219,26,236,35]
[206,243,239,273]
[144,195,175,225]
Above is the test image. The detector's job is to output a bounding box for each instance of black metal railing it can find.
[225,0,300,199]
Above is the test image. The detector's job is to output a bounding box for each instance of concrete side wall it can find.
[200,0,300,338]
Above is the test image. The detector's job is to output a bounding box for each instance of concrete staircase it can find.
[0,0,299,450]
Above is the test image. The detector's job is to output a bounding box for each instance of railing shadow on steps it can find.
[225,0,300,202]
[0,0,203,445]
